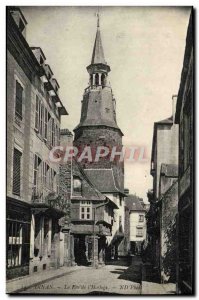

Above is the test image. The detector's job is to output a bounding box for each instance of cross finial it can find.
[97,7,100,28]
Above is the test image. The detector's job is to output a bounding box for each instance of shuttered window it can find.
[51,119,55,146]
[33,154,42,198]
[15,81,23,120]
[136,227,143,237]
[12,148,22,196]
[35,96,39,130]
[40,104,44,136]
[44,108,48,140]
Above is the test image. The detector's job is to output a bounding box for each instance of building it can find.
[125,194,146,255]
[175,11,193,294]
[158,163,178,283]
[73,16,126,258]
[6,7,68,279]
[146,102,179,281]
[59,129,119,266]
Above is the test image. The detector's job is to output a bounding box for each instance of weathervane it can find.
[96,7,100,28]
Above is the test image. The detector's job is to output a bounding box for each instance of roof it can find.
[155,116,173,125]
[71,161,118,209]
[151,115,173,164]
[84,168,124,195]
[74,120,123,135]
[60,128,73,136]
[160,163,178,177]
[30,47,46,60]
[91,21,106,65]
[125,194,145,212]
[8,7,28,25]
[175,10,193,123]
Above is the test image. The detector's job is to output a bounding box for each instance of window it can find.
[73,177,82,195]
[33,154,42,198]
[42,162,48,187]
[12,148,22,196]
[55,124,59,146]
[51,119,54,146]
[44,108,48,140]
[15,81,23,120]
[40,104,44,136]
[119,196,122,206]
[56,173,59,194]
[7,221,22,268]
[136,227,143,237]
[80,201,92,220]
[46,164,50,188]
[35,97,48,140]
[183,101,191,171]
[19,18,25,33]
[53,170,57,192]
[35,96,39,130]
[119,216,122,232]
[7,220,30,270]
[139,215,144,222]
[47,113,51,145]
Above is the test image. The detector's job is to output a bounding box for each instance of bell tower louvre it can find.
[73,14,124,193]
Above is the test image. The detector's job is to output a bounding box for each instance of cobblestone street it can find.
[22,259,142,295]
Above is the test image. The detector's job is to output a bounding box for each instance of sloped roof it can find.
[155,116,173,125]
[84,168,124,194]
[60,128,73,136]
[151,115,173,164]
[160,163,178,177]
[72,161,118,208]
[175,11,193,123]
[125,194,145,212]
[91,24,106,65]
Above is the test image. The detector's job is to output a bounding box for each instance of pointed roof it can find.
[84,168,125,195]
[125,194,145,212]
[91,15,106,65]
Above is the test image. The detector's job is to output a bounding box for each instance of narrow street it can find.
[22,258,142,295]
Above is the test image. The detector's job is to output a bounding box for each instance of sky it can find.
[21,6,191,202]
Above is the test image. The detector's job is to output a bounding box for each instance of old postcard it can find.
[6,6,194,295]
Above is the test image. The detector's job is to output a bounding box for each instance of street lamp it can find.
[92,199,109,268]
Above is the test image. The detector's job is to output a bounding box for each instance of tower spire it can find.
[97,9,100,28]
[91,11,106,65]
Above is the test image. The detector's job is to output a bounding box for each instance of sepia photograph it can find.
[6,5,194,295]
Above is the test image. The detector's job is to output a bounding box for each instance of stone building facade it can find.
[59,129,118,266]
[6,7,68,279]
[125,195,146,255]
[146,104,179,281]
[175,11,193,295]
[158,164,178,283]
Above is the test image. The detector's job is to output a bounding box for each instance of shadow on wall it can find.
[161,219,177,283]
[110,256,143,283]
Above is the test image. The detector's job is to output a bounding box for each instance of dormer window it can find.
[51,78,59,95]
[10,8,27,38]
[44,65,53,81]
[73,177,82,196]
[19,18,25,33]
[31,47,46,66]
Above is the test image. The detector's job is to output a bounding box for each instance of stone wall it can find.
[74,126,124,190]
[160,179,178,283]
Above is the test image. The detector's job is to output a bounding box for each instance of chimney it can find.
[124,188,129,195]
[9,8,27,39]
[60,129,73,147]
[172,95,177,124]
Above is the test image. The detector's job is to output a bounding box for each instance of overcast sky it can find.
[21,6,191,202]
